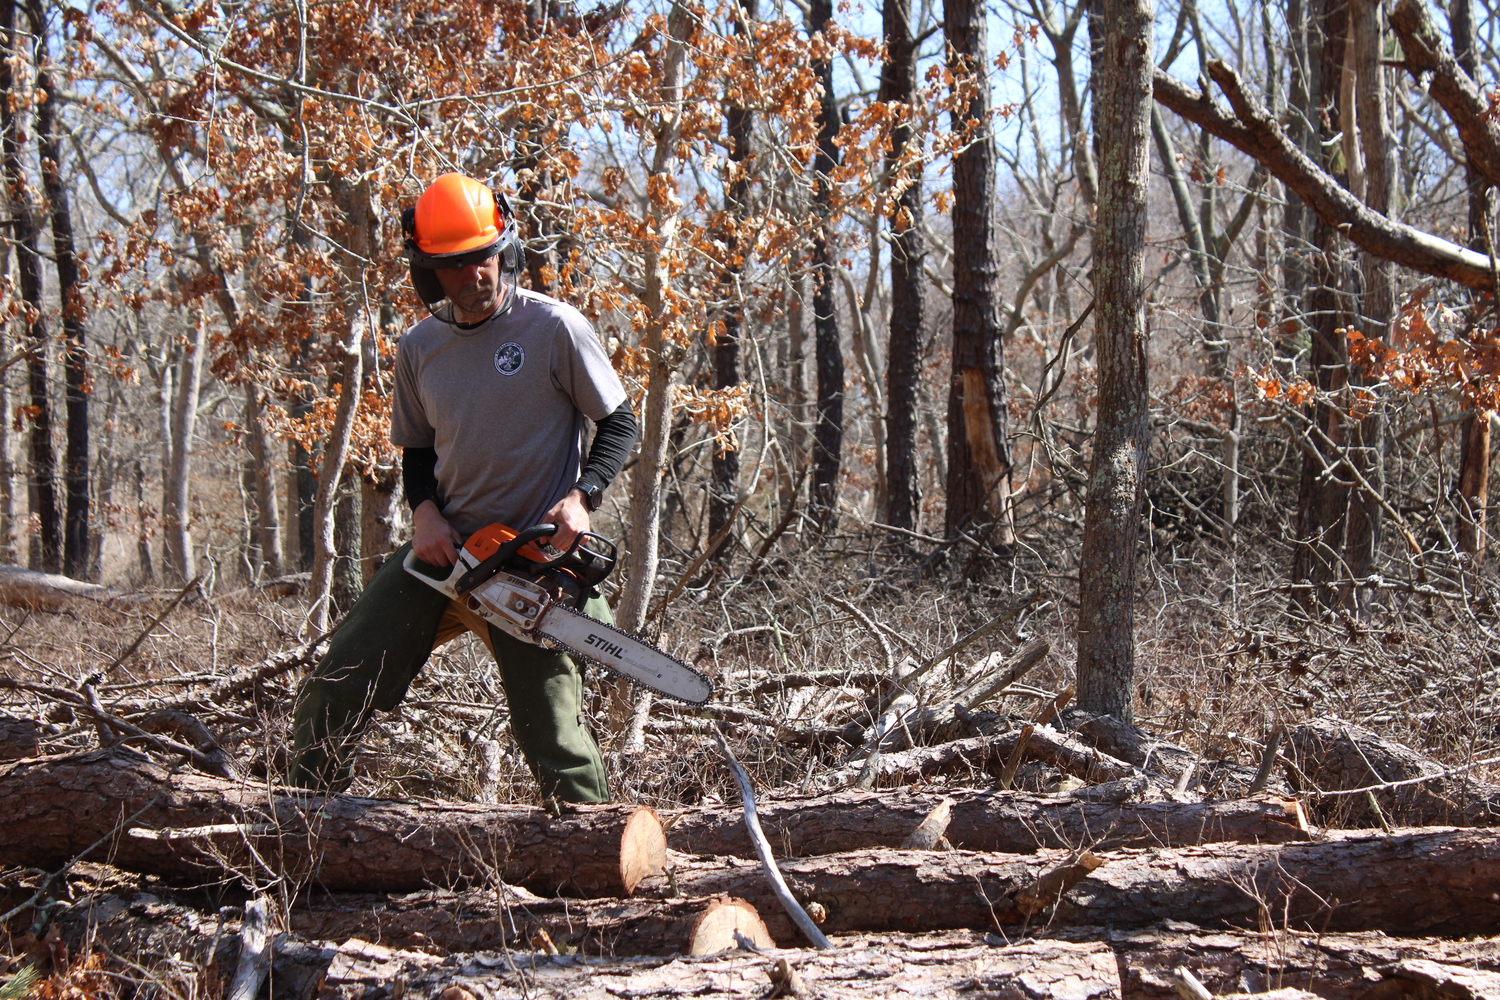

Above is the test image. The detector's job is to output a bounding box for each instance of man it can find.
[289,173,637,802]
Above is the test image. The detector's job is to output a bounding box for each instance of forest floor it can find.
[2,528,1499,998]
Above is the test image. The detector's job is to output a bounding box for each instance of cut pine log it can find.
[292,889,772,957]
[0,750,664,896]
[1109,924,1500,1000]
[313,933,1122,1000]
[656,827,1500,942]
[664,784,1310,857]
[46,894,1500,1000]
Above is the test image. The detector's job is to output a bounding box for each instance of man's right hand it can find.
[412,500,463,566]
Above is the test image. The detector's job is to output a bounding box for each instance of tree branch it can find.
[1153,63,1497,291]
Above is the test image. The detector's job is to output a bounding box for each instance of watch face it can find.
[577,483,602,510]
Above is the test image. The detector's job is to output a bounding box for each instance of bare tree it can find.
[943,0,1012,548]
[881,0,925,532]
[1075,0,1153,720]
[2,0,60,572]
[808,0,845,532]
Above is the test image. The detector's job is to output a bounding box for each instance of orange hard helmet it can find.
[401,173,523,307]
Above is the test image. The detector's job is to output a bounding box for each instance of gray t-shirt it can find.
[390,287,628,537]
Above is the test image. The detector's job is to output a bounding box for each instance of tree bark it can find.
[664,786,1309,858]
[615,2,688,635]
[1286,717,1500,827]
[1,0,60,573]
[1076,0,1153,720]
[0,563,117,609]
[880,0,923,532]
[0,750,667,897]
[163,323,207,582]
[28,0,90,579]
[292,890,771,957]
[706,0,754,559]
[359,464,401,582]
[1152,65,1500,293]
[664,828,1500,941]
[942,0,1011,546]
[1451,0,1492,561]
[305,182,374,633]
[243,381,284,578]
[807,0,843,533]
[311,930,1119,1000]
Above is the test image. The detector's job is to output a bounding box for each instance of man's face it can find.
[435,255,502,322]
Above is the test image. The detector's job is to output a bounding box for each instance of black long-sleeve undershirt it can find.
[402,397,639,511]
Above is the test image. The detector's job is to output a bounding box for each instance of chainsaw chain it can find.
[529,603,714,705]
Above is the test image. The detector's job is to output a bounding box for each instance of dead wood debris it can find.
[6,589,1500,1000]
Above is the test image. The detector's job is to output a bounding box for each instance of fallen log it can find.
[0,564,119,611]
[313,932,1121,1000]
[664,784,1311,857]
[288,888,773,957]
[799,726,1145,793]
[0,750,664,896]
[1361,960,1500,1000]
[0,716,41,760]
[1104,924,1500,1000]
[1064,710,1280,797]
[1287,718,1500,827]
[43,893,1500,1000]
[655,827,1500,941]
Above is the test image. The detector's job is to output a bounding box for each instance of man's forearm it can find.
[577,399,638,492]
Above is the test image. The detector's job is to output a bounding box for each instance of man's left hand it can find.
[542,489,592,551]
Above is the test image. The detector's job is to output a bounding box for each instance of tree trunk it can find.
[881,0,924,532]
[0,221,14,567]
[28,0,89,579]
[243,381,284,578]
[942,0,1011,547]
[616,2,688,636]
[664,787,1309,858]
[163,322,207,582]
[134,458,153,582]
[707,0,753,560]
[1,0,60,573]
[1075,0,1153,720]
[1343,0,1393,602]
[0,750,667,897]
[331,473,361,613]
[665,829,1500,940]
[1453,0,1491,560]
[359,464,401,582]
[808,0,843,533]
[305,182,375,632]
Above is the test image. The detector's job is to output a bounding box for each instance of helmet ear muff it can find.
[492,189,524,278]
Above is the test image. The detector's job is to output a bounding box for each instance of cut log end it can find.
[688,898,774,955]
[619,806,667,896]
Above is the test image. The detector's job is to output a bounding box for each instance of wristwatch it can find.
[572,480,604,511]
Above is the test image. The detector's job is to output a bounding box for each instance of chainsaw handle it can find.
[512,525,619,587]
[453,523,557,595]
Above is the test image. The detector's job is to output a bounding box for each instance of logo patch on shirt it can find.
[494,343,525,376]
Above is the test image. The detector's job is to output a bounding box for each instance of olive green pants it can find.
[289,542,610,802]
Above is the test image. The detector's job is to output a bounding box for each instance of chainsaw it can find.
[403,523,714,705]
